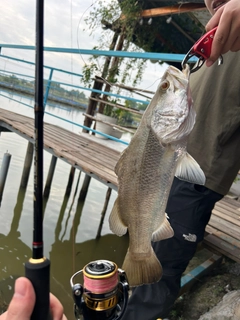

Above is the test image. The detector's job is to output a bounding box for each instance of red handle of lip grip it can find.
[192,26,218,60]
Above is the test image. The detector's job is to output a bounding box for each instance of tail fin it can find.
[122,248,162,287]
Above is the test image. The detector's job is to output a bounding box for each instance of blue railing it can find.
[0,44,198,63]
[0,44,197,145]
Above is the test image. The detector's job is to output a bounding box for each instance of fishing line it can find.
[70,0,74,133]
[76,0,116,73]
[83,266,118,293]
[76,1,96,66]
[143,76,162,90]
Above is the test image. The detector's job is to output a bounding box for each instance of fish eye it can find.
[160,80,170,90]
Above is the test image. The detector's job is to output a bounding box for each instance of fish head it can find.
[151,64,196,145]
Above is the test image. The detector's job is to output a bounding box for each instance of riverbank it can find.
[0,82,88,110]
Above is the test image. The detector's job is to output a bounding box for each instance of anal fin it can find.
[152,214,174,242]
[109,198,127,236]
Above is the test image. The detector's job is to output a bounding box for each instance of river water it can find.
[0,90,129,318]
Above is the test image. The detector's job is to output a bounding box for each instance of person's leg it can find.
[121,178,223,320]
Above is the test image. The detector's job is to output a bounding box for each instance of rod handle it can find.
[25,257,51,320]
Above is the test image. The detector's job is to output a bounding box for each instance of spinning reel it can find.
[70,260,129,320]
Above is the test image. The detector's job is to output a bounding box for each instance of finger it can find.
[5,278,36,320]
[205,6,223,31]
[206,15,232,65]
[49,293,67,320]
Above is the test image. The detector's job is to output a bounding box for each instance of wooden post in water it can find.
[96,187,112,238]
[43,155,57,197]
[79,174,91,201]
[65,166,76,196]
[0,152,11,205]
[20,142,34,188]
[81,32,121,201]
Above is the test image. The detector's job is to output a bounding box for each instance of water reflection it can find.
[0,106,128,319]
[0,166,128,318]
[0,186,32,302]
[50,192,128,314]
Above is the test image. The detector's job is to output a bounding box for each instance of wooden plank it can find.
[0,108,120,188]
[213,204,240,219]
[204,233,240,264]
[204,198,240,263]
[88,97,142,115]
[216,198,240,213]
[221,196,240,205]
[206,225,240,248]
[208,215,240,241]
[83,113,135,134]
[43,129,119,171]
[45,125,121,160]
[45,123,121,158]
[212,209,240,227]
[140,3,207,18]
[216,198,240,210]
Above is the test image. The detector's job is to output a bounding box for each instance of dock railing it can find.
[0,51,156,144]
[0,44,198,144]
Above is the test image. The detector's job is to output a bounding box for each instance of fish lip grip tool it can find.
[182,27,223,73]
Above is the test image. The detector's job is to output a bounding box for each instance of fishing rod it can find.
[25,0,51,319]
[22,1,129,319]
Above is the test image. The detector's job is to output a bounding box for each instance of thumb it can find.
[4,277,36,320]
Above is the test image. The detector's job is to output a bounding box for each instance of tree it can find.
[82,0,152,88]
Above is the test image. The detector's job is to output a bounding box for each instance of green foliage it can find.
[0,73,87,105]
[103,103,117,117]
[103,99,122,119]
[103,98,133,125]
[82,62,99,87]
[82,0,149,88]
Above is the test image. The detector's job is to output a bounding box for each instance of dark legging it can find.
[121,177,223,320]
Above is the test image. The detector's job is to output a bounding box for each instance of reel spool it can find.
[70,260,129,320]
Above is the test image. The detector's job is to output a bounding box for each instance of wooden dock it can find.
[0,108,121,190]
[0,108,239,264]
[205,196,240,264]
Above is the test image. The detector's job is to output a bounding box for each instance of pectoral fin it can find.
[152,214,174,242]
[175,152,206,185]
[109,198,128,236]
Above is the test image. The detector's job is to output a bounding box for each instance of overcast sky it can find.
[0,0,171,95]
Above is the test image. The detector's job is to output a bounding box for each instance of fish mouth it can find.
[212,0,228,12]
[168,65,192,110]
[182,64,190,79]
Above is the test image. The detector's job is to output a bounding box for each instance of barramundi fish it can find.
[109,65,205,287]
